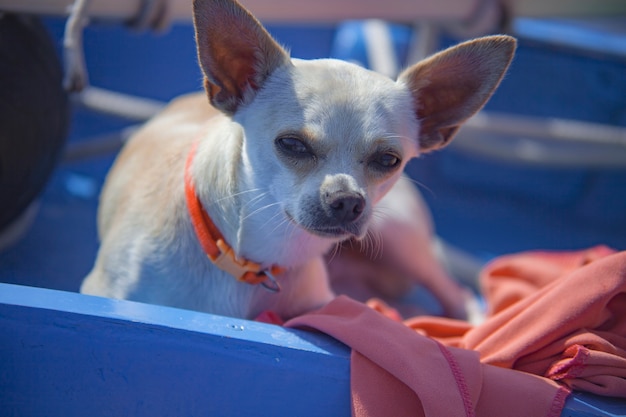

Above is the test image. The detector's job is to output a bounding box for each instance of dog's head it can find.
[193,0,515,243]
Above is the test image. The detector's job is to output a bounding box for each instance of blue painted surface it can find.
[0,283,350,417]
[564,393,626,417]
[1,283,625,416]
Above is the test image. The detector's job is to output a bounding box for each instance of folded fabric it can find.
[285,246,626,416]
[405,245,626,397]
[287,296,568,417]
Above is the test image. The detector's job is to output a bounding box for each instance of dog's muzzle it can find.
[288,174,370,239]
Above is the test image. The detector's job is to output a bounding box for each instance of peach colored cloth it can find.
[286,246,626,416]
[405,245,626,397]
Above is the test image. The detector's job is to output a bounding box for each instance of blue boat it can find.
[1,1,625,415]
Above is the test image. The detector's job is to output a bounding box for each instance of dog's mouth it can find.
[309,225,355,238]
[285,210,365,239]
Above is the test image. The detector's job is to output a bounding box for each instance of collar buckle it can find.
[213,239,262,281]
[213,238,282,293]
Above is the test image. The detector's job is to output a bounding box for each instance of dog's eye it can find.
[276,136,313,158]
[372,152,401,169]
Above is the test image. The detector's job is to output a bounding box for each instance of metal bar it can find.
[0,0,476,23]
[76,87,166,121]
[1,0,624,23]
[465,112,626,147]
[453,112,626,168]
[506,0,626,18]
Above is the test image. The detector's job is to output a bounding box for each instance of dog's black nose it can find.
[327,193,365,223]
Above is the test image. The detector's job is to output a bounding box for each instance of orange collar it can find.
[184,141,283,292]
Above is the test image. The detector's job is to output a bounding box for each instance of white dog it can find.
[81,0,515,320]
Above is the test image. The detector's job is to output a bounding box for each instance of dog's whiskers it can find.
[208,187,266,206]
[243,191,272,212]
[360,211,385,260]
[326,240,343,264]
[358,231,374,260]
[265,209,291,235]
[372,229,384,260]
[404,176,435,198]
[241,201,282,223]
[211,189,271,230]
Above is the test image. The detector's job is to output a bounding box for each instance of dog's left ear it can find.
[398,35,516,152]
[193,0,291,115]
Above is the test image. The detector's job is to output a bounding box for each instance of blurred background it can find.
[1,0,625,294]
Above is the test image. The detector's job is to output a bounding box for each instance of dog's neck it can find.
[185,140,285,289]
[190,117,338,270]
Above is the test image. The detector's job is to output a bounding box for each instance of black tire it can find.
[0,14,70,233]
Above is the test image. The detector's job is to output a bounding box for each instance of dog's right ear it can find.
[192,0,291,115]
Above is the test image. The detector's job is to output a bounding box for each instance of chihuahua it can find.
[81,0,515,320]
